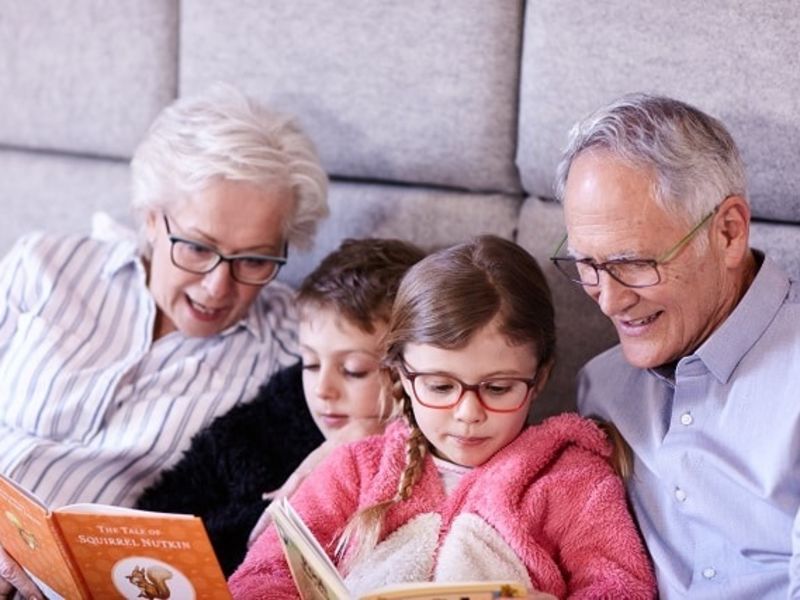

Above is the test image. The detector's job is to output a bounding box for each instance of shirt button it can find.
[702,567,716,579]
[675,488,687,502]
[680,412,694,426]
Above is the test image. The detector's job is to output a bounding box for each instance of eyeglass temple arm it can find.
[549,233,568,259]
[655,205,719,264]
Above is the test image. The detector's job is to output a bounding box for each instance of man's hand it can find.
[0,545,43,600]
[246,416,385,548]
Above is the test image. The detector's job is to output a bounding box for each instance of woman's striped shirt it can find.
[0,232,298,508]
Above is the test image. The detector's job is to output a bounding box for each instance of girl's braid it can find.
[335,374,428,571]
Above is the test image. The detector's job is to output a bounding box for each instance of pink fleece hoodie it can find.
[229,413,656,599]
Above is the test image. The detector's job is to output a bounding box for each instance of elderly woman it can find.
[0,84,328,598]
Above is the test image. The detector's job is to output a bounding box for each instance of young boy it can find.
[135,238,425,575]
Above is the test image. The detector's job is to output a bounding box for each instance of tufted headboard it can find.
[1,0,798,420]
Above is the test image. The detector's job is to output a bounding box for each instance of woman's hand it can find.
[0,545,43,600]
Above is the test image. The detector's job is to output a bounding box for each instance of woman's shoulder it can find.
[207,362,319,442]
[10,230,116,260]
[4,231,139,292]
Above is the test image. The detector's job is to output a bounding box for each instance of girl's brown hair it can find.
[335,235,556,569]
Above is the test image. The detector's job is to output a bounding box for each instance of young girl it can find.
[136,237,424,575]
[229,235,656,598]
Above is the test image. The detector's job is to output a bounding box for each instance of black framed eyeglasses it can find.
[162,214,287,286]
[398,362,537,413]
[549,203,721,289]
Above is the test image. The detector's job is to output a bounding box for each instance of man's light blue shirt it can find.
[578,253,800,599]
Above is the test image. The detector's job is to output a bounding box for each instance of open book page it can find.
[55,503,196,517]
[268,497,350,600]
[0,473,87,599]
[268,498,350,600]
[269,499,529,600]
[359,580,528,599]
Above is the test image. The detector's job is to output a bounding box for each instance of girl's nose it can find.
[452,389,486,423]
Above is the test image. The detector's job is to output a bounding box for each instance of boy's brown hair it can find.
[297,238,426,332]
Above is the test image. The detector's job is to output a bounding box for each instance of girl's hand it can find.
[246,442,330,548]
[247,417,385,548]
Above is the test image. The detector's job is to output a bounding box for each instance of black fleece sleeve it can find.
[135,362,324,575]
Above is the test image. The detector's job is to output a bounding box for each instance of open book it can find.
[0,473,230,599]
[268,497,527,600]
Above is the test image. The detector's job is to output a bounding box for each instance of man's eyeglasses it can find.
[549,203,721,289]
[162,214,287,286]
[398,362,537,413]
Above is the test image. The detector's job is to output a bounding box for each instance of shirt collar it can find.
[102,239,141,277]
[686,251,790,384]
[224,297,265,341]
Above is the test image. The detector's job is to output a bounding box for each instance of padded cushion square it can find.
[0,0,178,157]
[278,180,523,288]
[0,149,131,256]
[180,0,524,193]
[515,196,619,420]
[516,0,800,223]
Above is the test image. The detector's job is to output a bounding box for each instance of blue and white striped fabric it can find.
[0,232,298,508]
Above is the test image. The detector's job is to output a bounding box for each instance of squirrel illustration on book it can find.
[4,510,37,550]
[125,565,173,600]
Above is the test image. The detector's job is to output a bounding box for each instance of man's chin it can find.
[619,341,668,370]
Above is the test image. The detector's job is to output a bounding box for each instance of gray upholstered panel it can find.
[751,220,800,281]
[180,0,524,193]
[278,180,523,288]
[515,197,619,421]
[0,0,178,157]
[0,149,131,256]
[517,0,800,223]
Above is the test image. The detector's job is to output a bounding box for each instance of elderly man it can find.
[552,93,800,599]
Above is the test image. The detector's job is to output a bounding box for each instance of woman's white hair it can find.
[554,93,747,226]
[130,83,328,253]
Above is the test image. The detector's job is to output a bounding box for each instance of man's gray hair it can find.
[130,83,328,252]
[554,93,747,224]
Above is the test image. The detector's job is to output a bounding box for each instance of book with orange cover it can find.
[0,472,230,599]
[268,497,527,600]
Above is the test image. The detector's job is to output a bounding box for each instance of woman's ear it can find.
[144,210,160,246]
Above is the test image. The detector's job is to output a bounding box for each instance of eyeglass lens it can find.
[559,259,660,287]
[412,373,530,410]
[171,240,280,283]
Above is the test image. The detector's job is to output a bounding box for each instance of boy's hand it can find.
[0,545,43,600]
[247,416,384,548]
